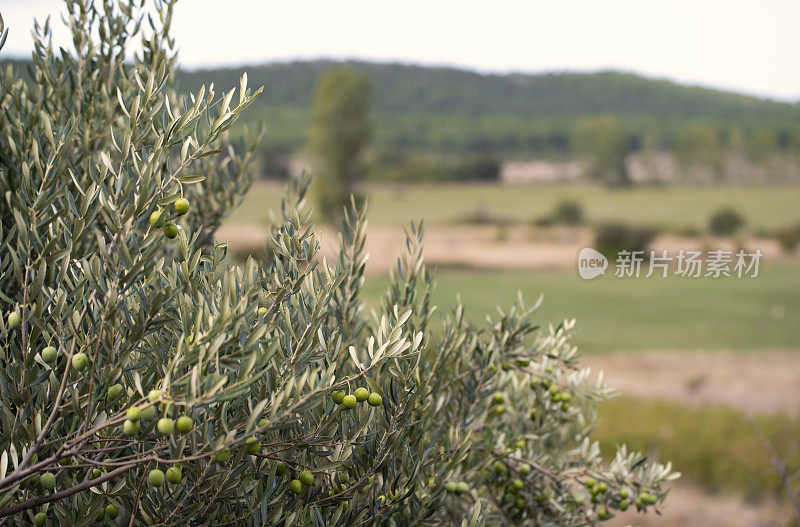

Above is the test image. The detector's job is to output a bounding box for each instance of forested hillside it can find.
[174,60,800,156]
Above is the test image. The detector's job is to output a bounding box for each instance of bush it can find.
[774,223,800,253]
[708,207,745,236]
[551,200,584,225]
[594,223,658,259]
[0,3,676,525]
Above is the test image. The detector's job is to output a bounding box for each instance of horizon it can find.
[2,0,800,103]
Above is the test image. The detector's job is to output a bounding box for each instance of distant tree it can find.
[310,68,372,222]
[746,128,778,166]
[673,123,722,179]
[573,116,630,185]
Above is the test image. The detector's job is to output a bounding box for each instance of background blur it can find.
[5,1,800,525]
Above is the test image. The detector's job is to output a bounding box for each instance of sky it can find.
[2,0,799,102]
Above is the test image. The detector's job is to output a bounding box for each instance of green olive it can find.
[244,437,261,454]
[166,466,182,484]
[123,419,139,436]
[367,393,383,407]
[40,472,55,490]
[342,395,357,409]
[173,198,190,216]
[157,418,174,435]
[71,352,88,371]
[139,405,155,421]
[7,312,21,330]
[126,406,141,421]
[289,479,302,494]
[149,209,166,227]
[299,470,314,485]
[107,383,123,401]
[354,387,369,402]
[105,504,119,519]
[214,447,231,463]
[176,415,193,433]
[34,512,47,526]
[148,469,165,487]
[163,223,178,239]
[331,390,345,405]
[41,346,57,363]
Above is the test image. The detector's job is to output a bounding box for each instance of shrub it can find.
[594,223,658,259]
[0,2,676,525]
[774,223,800,253]
[708,207,745,236]
[551,200,584,225]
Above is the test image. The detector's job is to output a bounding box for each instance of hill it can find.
[175,60,800,156]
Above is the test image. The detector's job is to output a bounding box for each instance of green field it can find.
[229,181,800,231]
[360,263,800,353]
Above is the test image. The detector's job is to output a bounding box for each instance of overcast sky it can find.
[2,0,799,101]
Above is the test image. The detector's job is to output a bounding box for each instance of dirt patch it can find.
[216,222,788,274]
[582,350,800,416]
[608,483,792,526]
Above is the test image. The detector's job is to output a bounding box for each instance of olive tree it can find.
[0,2,677,525]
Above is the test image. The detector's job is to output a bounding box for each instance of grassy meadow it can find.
[360,263,800,354]
[229,181,800,231]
